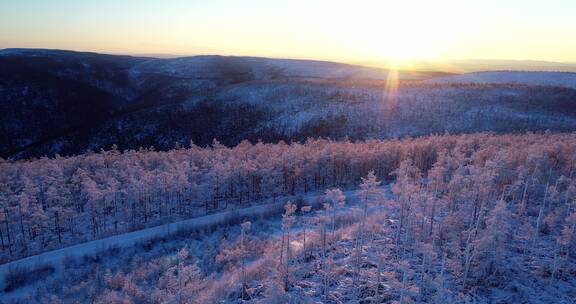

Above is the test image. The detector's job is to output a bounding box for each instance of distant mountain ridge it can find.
[427,71,576,89]
[1,49,576,159]
[354,58,576,73]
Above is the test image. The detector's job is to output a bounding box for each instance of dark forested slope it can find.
[2,49,576,159]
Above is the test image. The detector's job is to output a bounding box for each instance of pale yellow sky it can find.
[1,0,576,64]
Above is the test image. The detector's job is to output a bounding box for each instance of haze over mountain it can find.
[354,59,576,73]
[427,71,576,89]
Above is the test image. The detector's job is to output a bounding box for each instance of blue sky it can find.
[1,0,575,62]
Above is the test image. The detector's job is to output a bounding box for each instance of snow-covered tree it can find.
[324,188,346,235]
[280,201,297,291]
[300,205,312,258]
[475,199,512,282]
[354,171,384,285]
[240,221,251,300]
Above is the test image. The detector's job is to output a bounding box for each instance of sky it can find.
[1,0,576,64]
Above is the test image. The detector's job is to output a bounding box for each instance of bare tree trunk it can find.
[354,201,368,286]
[417,252,428,303]
[241,227,248,300]
[354,226,362,286]
[440,252,446,278]
[550,242,559,285]
[400,267,408,304]
[519,171,533,216]
[18,204,28,254]
[376,255,382,300]
[531,180,550,254]
[429,180,439,241]
[279,232,285,269]
[302,224,307,259]
[284,231,291,291]
[0,224,4,251]
[396,199,405,247]
[4,211,12,256]
[177,257,182,304]
[322,225,329,300]
[55,211,62,244]
[463,228,475,288]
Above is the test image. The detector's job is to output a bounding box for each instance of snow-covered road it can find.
[0,184,393,300]
[0,198,289,292]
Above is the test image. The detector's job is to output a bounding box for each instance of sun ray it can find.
[384,62,400,116]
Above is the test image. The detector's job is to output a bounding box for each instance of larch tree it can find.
[316,200,332,300]
[391,160,422,256]
[300,205,312,259]
[559,212,576,258]
[354,170,384,286]
[177,246,189,304]
[324,188,346,235]
[417,242,437,302]
[476,199,512,282]
[280,201,297,291]
[240,221,252,300]
[1,133,576,272]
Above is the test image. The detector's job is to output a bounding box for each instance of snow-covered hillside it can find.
[130,56,386,80]
[428,71,576,89]
[2,49,576,160]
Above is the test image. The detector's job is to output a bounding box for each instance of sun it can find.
[354,13,444,66]
[341,27,441,70]
[367,36,437,65]
[327,0,461,67]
